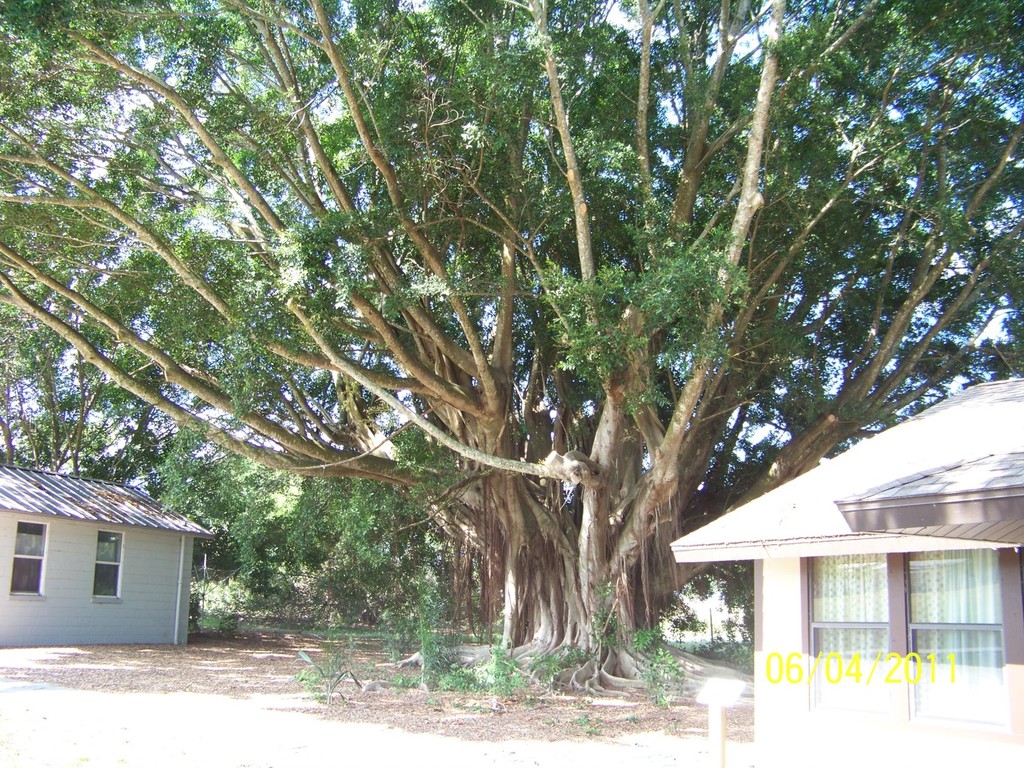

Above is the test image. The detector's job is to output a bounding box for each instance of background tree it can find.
[158,431,459,631]
[0,305,169,478]
[0,0,1020,686]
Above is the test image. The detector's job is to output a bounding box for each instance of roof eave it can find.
[671,532,1015,563]
[836,486,1024,536]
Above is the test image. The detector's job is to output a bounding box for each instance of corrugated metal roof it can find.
[671,379,1024,562]
[0,465,212,537]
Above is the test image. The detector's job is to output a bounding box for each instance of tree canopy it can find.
[0,304,169,477]
[1,0,1021,668]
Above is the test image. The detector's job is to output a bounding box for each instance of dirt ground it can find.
[0,631,756,767]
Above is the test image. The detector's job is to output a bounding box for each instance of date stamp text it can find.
[765,651,957,685]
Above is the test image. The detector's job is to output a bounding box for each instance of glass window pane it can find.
[908,550,1001,624]
[11,558,42,593]
[93,563,119,597]
[96,531,121,563]
[813,627,889,712]
[912,628,1005,725]
[15,522,45,557]
[812,554,888,622]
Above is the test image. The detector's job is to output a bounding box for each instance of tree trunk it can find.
[463,400,670,687]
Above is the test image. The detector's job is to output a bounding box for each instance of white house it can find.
[1,465,211,646]
[672,380,1024,765]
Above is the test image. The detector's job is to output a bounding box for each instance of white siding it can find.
[0,510,196,646]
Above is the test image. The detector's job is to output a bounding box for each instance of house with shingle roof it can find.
[672,379,1024,763]
[1,465,211,646]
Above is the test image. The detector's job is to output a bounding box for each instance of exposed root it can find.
[393,650,423,669]
[517,644,649,696]
[391,644,493,670]
[598,653,646,692]
[387,641,742,701]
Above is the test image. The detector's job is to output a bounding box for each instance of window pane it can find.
[96,531,121,563]
[912,628,1005,724]
[11,558,42,593]
[93,563,119,597]
[909,550,1000,624]
[812,554,888,622]
[15,522,45,557]
[812,627,889,712]
[908,549,1006,725]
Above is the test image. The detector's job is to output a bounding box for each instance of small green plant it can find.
[438,666,482,692]
[632,626,684,706]
[591,582,621,650]
[432,646,527,695]
[478,646,526,697]
[295,634,354,706]
[642,647,684,707]
[389,672,420,689]
[380,608,418,662]
[633,626,662,654]
[574,713,601,736]
[204,610,240,633]
[414,570,460,689]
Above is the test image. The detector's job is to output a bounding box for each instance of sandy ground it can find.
[0,634,757,768]
[0,680,754,768]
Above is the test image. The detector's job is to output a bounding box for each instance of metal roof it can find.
[0,465,212,537]
[672,379,1024,562]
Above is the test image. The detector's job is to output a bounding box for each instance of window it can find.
[809,549,1010,727]
[93,531,122,598]
[11,521,46,594]
[810,553,889,711]
[908,549,1006,725]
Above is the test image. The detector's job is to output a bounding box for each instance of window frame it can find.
[10,520,47,595]
[92,530,123,599]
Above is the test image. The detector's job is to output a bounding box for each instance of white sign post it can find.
[696,678,746,768]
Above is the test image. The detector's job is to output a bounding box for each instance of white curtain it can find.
[908,549,1006,724]
[812,553,888,623]
[908,549,1001,624]
[811,554,889,712]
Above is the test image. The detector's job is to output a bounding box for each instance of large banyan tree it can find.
[1,0,1022,680]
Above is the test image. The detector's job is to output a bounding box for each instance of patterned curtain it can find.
[909,549,1006,724]
[811,554,889,712]
[812,554,888,623]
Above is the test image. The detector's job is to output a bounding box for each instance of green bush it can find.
[415,570,460,690]
[642,646,684,707]
[685,639,754,674]
[476,646,526,697]
[437,666,482,692]
[633,626,664,654]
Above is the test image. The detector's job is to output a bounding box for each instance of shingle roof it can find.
[0,465,212,537]
[671,379,1024,562]
[849,450,1024,501]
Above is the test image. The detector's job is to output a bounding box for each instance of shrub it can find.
[477,646,526,697]
[686,638,754,674]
